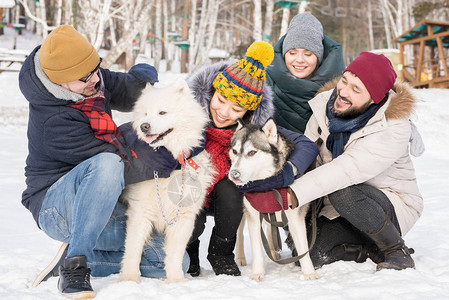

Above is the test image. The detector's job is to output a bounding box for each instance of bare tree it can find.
[203,0,220,65]
[263,0,274,42]
[279,7,290,39]
[190,0,209,68]
[18,0,52,39]
[253,0,262,41]
[101,0,153,70]
[154,0,162,70]
[77,0,113,50]
[367,0,374,50]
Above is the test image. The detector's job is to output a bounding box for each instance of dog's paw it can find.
[250,273,265,282]
[235,257,247,266]
[118,273,140,283]
[303,272,320,280]
[165,277,189,284]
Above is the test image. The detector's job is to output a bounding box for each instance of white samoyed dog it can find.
[119,78,214,283]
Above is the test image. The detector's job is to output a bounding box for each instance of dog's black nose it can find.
[140,123,151,133]
[229,170,240,180]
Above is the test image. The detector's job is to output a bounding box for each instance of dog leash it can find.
[258,189,318,265]
[155,151,191,227]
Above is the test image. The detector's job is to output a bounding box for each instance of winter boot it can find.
[32,243,69,287]
[328,244,370,263]
[207,230,241,276]
[364,216,415,271]
[58,255,95,299]
[186,239,201,277]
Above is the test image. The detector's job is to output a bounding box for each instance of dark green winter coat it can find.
[266,34,345,133]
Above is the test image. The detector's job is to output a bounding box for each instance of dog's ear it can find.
[261,118,278,144]
[143,82,154,92]
[173,76,190,93]
[236,118,245,132]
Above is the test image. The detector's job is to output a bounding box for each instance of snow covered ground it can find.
[1,28,449,299]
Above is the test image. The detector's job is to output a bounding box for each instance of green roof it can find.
[395,22,449,47]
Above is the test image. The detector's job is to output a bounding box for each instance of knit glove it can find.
[128,63,159,85]
[123,145,180,185]
[235,162,295,193]
[123,153,155,185]
[119,122,179,184]
[409,120,425,157]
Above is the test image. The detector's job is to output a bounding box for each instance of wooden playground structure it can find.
[393,20,449,88]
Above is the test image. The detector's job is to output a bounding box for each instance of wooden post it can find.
[436,36,448,79]
[0,8,3,35]
[416,41,425,83]
[180,0,190,73]
[398,43,404,80]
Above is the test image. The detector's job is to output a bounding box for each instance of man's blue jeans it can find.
[38,153,189,277]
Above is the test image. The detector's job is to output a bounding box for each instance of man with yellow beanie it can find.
[19,25,179,298]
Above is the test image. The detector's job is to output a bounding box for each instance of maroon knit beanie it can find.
[344,52,397,104]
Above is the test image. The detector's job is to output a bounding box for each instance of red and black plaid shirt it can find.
[67,83,129,161]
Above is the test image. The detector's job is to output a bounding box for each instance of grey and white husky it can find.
[119,78,214,283]
[228,118,318,282]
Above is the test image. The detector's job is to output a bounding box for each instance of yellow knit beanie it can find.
[212,41,274,111]
[39,25,100,84]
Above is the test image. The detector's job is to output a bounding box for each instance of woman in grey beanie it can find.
[266,12,345,133]
[282,13,325,78]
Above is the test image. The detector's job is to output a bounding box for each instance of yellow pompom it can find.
[245,41,274,68]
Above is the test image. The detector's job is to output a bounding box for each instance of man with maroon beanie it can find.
[281,52,423,271]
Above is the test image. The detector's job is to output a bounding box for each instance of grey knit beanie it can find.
[282,13,324,64]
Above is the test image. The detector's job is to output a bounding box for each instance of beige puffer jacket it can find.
[290,80,423,235]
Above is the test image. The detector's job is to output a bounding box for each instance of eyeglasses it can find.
[79,58,102,83]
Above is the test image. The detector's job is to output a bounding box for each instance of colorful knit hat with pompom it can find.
[212,41,274,111]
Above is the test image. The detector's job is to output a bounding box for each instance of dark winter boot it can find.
[32,243,68,287]
[207,230,241,276]
[58,255,95,299]
[329,243,387,265]
[186,239,201,277]
[364,216,415,271]
[328,244,370,263]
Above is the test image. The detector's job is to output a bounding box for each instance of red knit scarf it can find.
[205,126,234,195]
[67,88,128,160]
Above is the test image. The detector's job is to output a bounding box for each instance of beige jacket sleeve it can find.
[290,118,411,206]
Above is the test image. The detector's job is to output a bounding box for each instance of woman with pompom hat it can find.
[185,41,319,276]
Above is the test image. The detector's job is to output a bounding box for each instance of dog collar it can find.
[178,151,200,171]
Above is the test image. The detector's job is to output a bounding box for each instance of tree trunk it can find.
[181,0,190,73]
[202,0,220,66]
[163,0,170,70]
[253,0,262,41]
[188,0,198,71]
[367,0,374,50]
[380,0,392,49]
[192,0,208,68]
[263,0,274,42]
[279,7,290,39]
[297,0,308,14]
[154,0,162,70]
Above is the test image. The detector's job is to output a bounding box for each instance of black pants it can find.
[189,178,244,242]
[308,183,400,267]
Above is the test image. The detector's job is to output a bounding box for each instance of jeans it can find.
[38,153,189,277]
